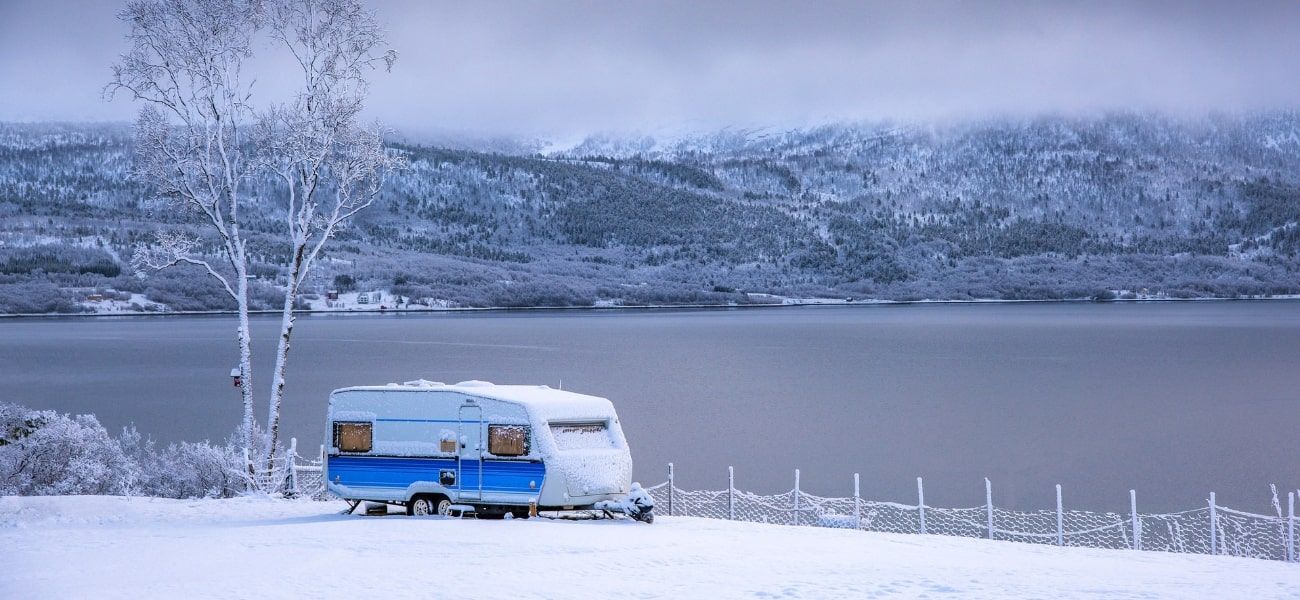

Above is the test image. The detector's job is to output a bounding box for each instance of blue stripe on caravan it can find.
[456,460,547,495]
[328,455,545,494]
[374,418,463,423]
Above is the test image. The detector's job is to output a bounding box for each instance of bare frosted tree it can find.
[256,0,404,473]
[108,0,263,461]
[111,0,400,488]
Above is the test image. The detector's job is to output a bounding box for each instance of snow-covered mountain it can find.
[3,113,1300,313]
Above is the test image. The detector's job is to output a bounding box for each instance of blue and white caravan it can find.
[324,379,653,522]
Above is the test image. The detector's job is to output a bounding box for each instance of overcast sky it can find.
[2,0,1299,136]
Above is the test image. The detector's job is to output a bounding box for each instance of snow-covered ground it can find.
[299,289,436,312]
[79,292,165,314]
[3,496,1298,599]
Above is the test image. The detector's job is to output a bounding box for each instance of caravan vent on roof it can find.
[403,379,445,387]
[455,380,494,387]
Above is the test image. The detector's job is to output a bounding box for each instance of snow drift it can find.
[3,495,1298,599]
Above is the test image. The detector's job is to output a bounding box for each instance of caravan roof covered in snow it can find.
[331,380,617,419]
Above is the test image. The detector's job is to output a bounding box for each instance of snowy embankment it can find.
[3,496,1298,600]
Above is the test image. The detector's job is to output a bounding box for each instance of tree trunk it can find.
[235,261,256,479]
[263,244,306,480]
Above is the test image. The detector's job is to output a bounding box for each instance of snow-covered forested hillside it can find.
[3,495,1298,600]
[3,113,1300,313]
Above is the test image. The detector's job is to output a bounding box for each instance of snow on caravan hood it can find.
[547,447,632,497]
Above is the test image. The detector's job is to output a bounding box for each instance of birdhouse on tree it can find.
[230,367,243,388]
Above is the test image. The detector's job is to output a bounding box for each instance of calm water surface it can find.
[2,302,1298,513]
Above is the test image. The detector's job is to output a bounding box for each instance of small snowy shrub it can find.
[0,403,252,498]
[160,440,245,498]
[0,403,131,495]
[120,426,245,499]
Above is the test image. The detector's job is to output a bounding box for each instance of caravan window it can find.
[439,429,458,454]
[549,421,613,450]
[333,422,372,453]
[487,425,530,457]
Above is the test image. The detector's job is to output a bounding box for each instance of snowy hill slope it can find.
[6,114,1300,313]
[3,496,1297,599]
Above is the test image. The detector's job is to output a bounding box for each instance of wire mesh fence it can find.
[287,453,1297,563]
[643,464,1299,563]
[286,440,330,500]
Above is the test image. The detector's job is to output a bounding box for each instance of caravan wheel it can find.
[408,495,435,516]
[435,497,454,516]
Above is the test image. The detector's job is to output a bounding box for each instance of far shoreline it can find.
[4,294,1300,320]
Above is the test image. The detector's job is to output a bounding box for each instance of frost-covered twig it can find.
[131,232,239,302]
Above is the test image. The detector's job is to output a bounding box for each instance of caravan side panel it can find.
[325,388,546,505]
[328,455,544,503]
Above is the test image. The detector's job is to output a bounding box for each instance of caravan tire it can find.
[408,495,436,516]
[435,497,454,516]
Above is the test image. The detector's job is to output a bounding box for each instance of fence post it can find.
[318,444,327,498]
[1287,492,1295,563]
[853,473,861,530]
[1131,489,1141,551]
[1209,491,1217,555]
[985,478,994,540]
[288,437,298,495]
[1055,484,1064,546]
[667,463,675,517]
[728,466,735,520]
[793,469,801,527]
[917,477,927,535]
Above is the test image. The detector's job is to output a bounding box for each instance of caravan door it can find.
[457,403,483,501]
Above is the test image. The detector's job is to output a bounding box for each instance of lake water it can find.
[2,302,1298,513]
